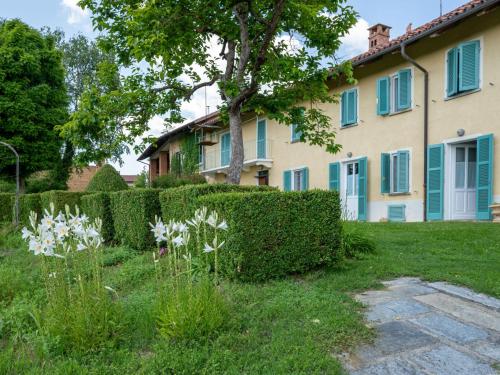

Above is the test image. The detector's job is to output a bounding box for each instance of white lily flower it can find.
[76,243,86,251]
[217,221,228,231]
[172,235,184,247]
[55,222,70,239]
[206,213,218,228]
[176,223,188,233]
[21,227,33,240]
[203,243,214,253]
[29,239,44,255]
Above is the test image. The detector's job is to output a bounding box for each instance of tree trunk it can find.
[226,109,244,184]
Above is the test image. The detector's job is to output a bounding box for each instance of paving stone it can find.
[366,299,430,323]
[382,277,422,287]
[414,293,500,332]
[351,358,421,375]
[355,290,398,305]
[410,313,489,343]
[409,345,496,375]
[428,282,500,311]
[386,284,437,298]
[470,339,500,361]
[354,321,437,362]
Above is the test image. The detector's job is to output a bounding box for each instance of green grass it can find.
[0,222,499,374]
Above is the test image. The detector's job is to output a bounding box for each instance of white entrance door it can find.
[452,145,477,220]
[344,162,359,220]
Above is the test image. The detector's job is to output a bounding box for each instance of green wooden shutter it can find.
[427,144,444,221]
[476,134,494,220]
[397,150,410,193]
[358,157,367,221]
[447,47,458,97]
[329,162,340,191]
[340,91,347,126]
[381,153,390,193]
[377,77,390,115]
[397,69,411,110]
[301,167,309,191]
[346,89,357,125]
[283,170,292,192]
[257,119,266,158]
[220,133,231,166]
[459,40,480,92]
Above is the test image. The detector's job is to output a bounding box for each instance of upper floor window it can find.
[377,68,412,115]
[291,108,304,142]
[446,40,480,98]
[340,88,358,127]
[381,150,410,194]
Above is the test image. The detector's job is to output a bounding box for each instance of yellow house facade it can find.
[139,0,500,222]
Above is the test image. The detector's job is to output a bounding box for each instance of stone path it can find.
[342,278,500,375]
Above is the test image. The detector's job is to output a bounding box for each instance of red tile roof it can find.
[352,0,498,65]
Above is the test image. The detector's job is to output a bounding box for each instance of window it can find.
[220,132,231,166]
[293,169,304,191]
[283,167,309,191]
[377,68,412,115]
[446,40,480,98]
[381,150,410,194]
[341,88,358,126]
[291,108,304,142]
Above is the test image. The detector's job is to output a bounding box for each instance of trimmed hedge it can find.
[19,194,42,226]
[40,191,86,214]
[81,193,114,243]
[0,193,14,223]
[160,184,277,222]
[110,189,161,251]
[86,164,128,192]
[199,190,343,282]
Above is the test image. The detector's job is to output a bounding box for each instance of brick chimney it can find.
[368,23,391,50]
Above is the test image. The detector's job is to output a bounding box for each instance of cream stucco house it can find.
[139,0,500,222]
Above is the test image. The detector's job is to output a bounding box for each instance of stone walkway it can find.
[342,278,500,375]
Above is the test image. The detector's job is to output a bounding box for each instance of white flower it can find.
[55,212,65,223]
[176,223,188,233]
[54,222,69,239]
[41,216,55,230]
[203,243,214,253]
[206,213,218,228]
[49,272,57,278]
[21,227,33,240]
[76,243,86,251]
[41,233,56,252]
[217,221,228,231]
[172,235,184,247]
[29,239,44,255]
[86,227,100,239]
[203,239,225,253]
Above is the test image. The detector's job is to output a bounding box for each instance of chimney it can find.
[368,23,391,51]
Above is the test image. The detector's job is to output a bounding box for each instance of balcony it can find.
[201,139,273,174]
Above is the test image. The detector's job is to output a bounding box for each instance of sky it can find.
[1,0,468,175]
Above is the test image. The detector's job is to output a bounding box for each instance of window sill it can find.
[444,88,481,101]
[388,108,412,117]
[340,123,358,130]
[290,139,302,144]
[387,192,411,196]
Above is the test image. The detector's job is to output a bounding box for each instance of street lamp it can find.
[0,141,20,227]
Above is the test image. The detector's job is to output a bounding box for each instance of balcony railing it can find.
[201,139,273,172]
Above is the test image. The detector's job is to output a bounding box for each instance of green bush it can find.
[110,189,161,251]
[40,191,86,214]
[0,179,15,193]
[160,184,276,222]
[19,194,42,226]
[151,173,206,189]
[199,190,343,281]
[81,193,114,243]
[25,175,66,193]
[0,193,14,223]
[342,224,377,258]
[86,164,128,192]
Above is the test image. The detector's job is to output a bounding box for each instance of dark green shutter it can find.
[476,134,493,220]
[459,40,480,92]
[301,167,309,191]
[346,89,357,124]
[397,150,410,193]
[283,170,291,192]
[397,69,411,110]
[358,157,367,221]
[377,77,390,115]
[340,91,347,126]
[257,119,266,158]
[427,144,444,221]
[381,153,390,193]
[447,47,458,97]
[220,133,231,166]
[329,162,340,191]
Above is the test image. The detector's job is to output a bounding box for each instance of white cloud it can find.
[60,0,91,29]
[340,18,369,59]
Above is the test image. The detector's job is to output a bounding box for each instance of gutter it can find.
[400,43,429,222]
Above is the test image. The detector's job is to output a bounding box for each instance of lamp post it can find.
[0,141,20,227]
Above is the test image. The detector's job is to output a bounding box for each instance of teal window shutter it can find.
[427,144,444,221]
[447,47,458,97]
[388,205,406,222]
[377,77,390,115]
[329,162,340,191]
[397,150,410,193]
[381,153,390,193]
[291,108,304,142]
[358,157,367,221]
[397,69,411,110]
[257,119,266,158]
[283,170,292,192]
[301,167,309,191]
[476,134,494,220]
[347,89,357,124]
[459,40,480,92]
[220,133,231,166]
[340,91,347,126]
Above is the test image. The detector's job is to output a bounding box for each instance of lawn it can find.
[0,222,499,374]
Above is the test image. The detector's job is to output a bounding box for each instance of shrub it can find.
[110,189,161,251]
[0,193,14,223]
[151,173,206,189]
[160,184,276,222]
[199,190,343,281]
[0,179,15,193]
[86,164,128,192]
[25,175,66,193]
[40,191,86,214]
[342,224,376,258]
[19,194,42,226]
[81,192,114,243]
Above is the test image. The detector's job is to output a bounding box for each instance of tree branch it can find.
[151,74,221,100]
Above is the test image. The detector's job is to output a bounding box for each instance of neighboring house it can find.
[67,166,101,192]
[121,175,138,187]
[138,0,500,222]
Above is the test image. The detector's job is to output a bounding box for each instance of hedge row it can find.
[19,193,42,226]
[81,193,114,243]
[159,184,277,222]
[199,190,343,282]
[110,189,161,251]
[0,193,14,223]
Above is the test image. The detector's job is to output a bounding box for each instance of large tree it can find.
[67,0,357,183]
[0,20,68,190]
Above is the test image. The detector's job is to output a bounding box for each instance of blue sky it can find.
[1,0,468,174]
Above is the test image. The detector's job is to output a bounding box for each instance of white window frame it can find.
[339,86,359,128]
[387,67,413,115]
[387,148,412,194]
[291,166,307,191]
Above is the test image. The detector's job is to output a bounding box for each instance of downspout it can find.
[400,42,429,222]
